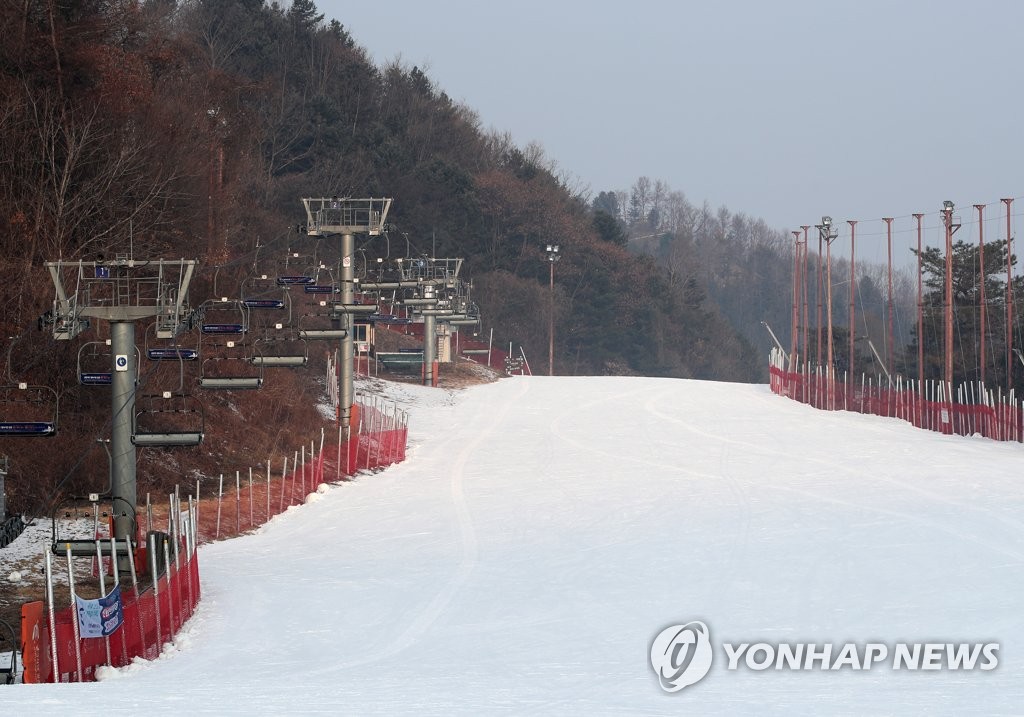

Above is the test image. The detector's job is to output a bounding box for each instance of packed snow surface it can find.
[5,376,1024,714]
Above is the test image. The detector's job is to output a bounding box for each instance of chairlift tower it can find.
[401,258,465,386]
[44,257,197,559]
[301,198,391,428]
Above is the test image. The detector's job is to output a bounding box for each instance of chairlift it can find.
[199,355,263,389]
[199,299,249,335]
[241,273,290,311]
[77,340,113,386]
[296,308,348,340]
[0,384,59,437]
[251,331,308,367]
[196,300,262,388]
[132,392,205,447]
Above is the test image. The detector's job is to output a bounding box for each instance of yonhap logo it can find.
[649,619,999,694]
[650,621,714,692]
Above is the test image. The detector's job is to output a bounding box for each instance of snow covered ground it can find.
[4,375,1024,714]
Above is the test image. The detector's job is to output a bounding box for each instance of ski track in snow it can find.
[646,386,1024,565]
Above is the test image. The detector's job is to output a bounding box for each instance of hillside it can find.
[0,1,803,512]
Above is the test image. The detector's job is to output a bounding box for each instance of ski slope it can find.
[6,376,1024,714]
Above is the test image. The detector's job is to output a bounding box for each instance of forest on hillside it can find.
[2,0,898,511]
[0,0,774,382]
[3,0,1019,518]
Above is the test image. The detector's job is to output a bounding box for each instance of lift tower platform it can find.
[45,257,197,564]
[301,198,391,428]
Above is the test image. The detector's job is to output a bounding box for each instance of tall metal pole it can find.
[883,217,894,376]
[942,204,954,387]
[340,232,354,427]
[975,204,987,387]
[826,234,834,377]
[1002,197,1014,391]
[914,213,924,400]
[549,259,555,376]
[546,244,560,376]
[817,228,823,368]
[848,220,857,382]
[798,226,806,366]
[110,321,137,570]
[791,230,802,367]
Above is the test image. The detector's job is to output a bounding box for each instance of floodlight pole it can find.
[546,244,561,376]
[975,204,987,387]
[817,218,838,385]
[816,226,823,368]
[941,201,956,387]
[883,217,894,377]
[913,213,924,400]
[848,220,857,384]
[801,225,810,366]
[791,230,802,369]
[1002,197,1014,391]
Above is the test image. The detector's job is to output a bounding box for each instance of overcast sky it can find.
[320,0,1024,252]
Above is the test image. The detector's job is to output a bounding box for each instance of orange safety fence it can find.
[20,540,200,683]
[769,348,1023,442]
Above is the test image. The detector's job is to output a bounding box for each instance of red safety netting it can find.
[194,399,410,542]
[20,541,201,683]
[769,350,1024,442]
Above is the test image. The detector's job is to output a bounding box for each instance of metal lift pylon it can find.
[45,257,198,567]
[301,197,391,429]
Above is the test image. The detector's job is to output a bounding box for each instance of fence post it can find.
[44,548,59,683]
[65,544,83,681]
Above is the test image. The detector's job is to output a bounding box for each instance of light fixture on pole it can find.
[546,244,561,376]
[815,217,838,388]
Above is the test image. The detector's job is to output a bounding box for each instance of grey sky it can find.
[320,0,1024,261]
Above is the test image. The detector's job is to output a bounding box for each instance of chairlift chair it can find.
[196,299,262,388]
[199,356,263,389]
[0,384,59,436]
[251,331,308,368]
[199,298,250,335]
[132,392,205,447]
[77,340,113,386]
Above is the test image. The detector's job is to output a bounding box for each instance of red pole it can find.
[817,229,823,368]
[883,217,894,377]
[802,226,810,367]
[914,213,924,408]
[1002,198,1014,392]
[790,231,798,366]
[942,204,954,388]
[848,220,857,383]
[975,204,987,387]
[827,238,834,380]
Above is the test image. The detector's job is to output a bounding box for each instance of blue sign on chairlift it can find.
[243,299,286,310]
[201,323,245,334]
[0,421,56,436]
[147,348,199,361]
[304,285,338,294]
[80,372,113,385]
[276,276,315,286]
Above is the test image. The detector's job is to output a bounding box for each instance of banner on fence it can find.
[75,584,124,638]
